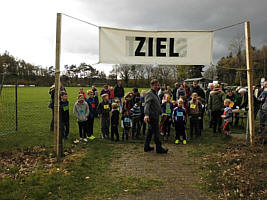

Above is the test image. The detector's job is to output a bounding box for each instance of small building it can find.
[184,77,212,90]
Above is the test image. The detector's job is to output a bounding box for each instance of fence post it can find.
[245,21,255,146]
[54,13,63,157]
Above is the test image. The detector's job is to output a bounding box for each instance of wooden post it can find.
[244,21,255,146]
[54,13,63,156]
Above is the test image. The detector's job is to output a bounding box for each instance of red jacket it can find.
[109,89,114,99]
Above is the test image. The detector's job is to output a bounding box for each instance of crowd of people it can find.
[48,79,267,153]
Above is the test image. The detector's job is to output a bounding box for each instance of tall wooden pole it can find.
[245,21,255,146]
[54,13,62,156]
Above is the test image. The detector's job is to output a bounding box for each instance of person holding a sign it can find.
[144,79,168,154]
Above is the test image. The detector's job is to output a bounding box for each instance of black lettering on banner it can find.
[148,37,153,56]
[156,38,166,57]
[135,37,146,56]
[169,38,179,57]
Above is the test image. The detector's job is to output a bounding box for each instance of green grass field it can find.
[0,87,148,149]
[1,86,264,200]
[0,86,162,200]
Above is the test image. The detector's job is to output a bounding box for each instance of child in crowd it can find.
[114,98,122,113]
[121,109,131,141]
[79,88,86,99]
[132,88,140,105]
[59,92,69,139]
[92,85,99,115]
[111,103,120,141]
[73,94,90,142]
[188,93,202,140]
[100,85,110,97]
[109,86,115,103]
[123,92,134,113]
[161,94,173,140]
[97,93,111,139]
[85,90,96,140]
[221,99,233,136]
[140,90,147,136]
[130,97,142,139]
[172,99,187,144]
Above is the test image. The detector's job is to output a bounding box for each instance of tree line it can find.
[1,44,266,88]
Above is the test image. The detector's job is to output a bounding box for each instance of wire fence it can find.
[0,73,17,136]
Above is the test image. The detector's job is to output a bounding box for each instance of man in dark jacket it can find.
[190,80,205,101]
[114,81,124,103]
[172,83,179,101]
[144,79,168,154]
[208,84,224,134]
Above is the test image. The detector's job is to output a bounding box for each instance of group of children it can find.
[160,91,236,145]
[58,84,236,144]
[58,87,147,142]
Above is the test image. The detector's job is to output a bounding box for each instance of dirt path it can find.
[111,143,212,200]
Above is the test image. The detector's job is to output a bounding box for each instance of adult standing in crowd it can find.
[183,81,190,99]
[258,81,267,133]
[206,83,214,128]
[158,84,166,102]
[114,80,125,103]
[189,80,205,101]
[176,83,186,100]
[144,79,168,154]
[172,83,179,101]
[208,84,224,134]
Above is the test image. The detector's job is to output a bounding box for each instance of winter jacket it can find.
[73,101,89,122]
[114,85,124,98]
[60,100,69,122]
[100,89,110,97]
[109,89,114,99]
[97,100,111,118]
[188,100,202,118]
[144,89,162,120]
[111,109,120,125]
[172,106,186,123]
[140,96,145,114]
[121,114,131,128]
[85,97,97,117]
[176,88,186,100]
[172,87,178,101]
[161,102,173,117]
[130,103,141,119]
[223,107,233,122]
[190,86,205,100]
[208,91,224,111]
[258,91,267,111]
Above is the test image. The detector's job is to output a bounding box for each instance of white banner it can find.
[99,27,214,65]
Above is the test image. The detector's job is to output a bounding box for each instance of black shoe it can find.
[156,148,168,154]
[144,146,154,152]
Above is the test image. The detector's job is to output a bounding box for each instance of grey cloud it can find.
[74,0,267,64]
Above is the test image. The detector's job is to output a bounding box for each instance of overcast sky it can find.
[0,0,266,74]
